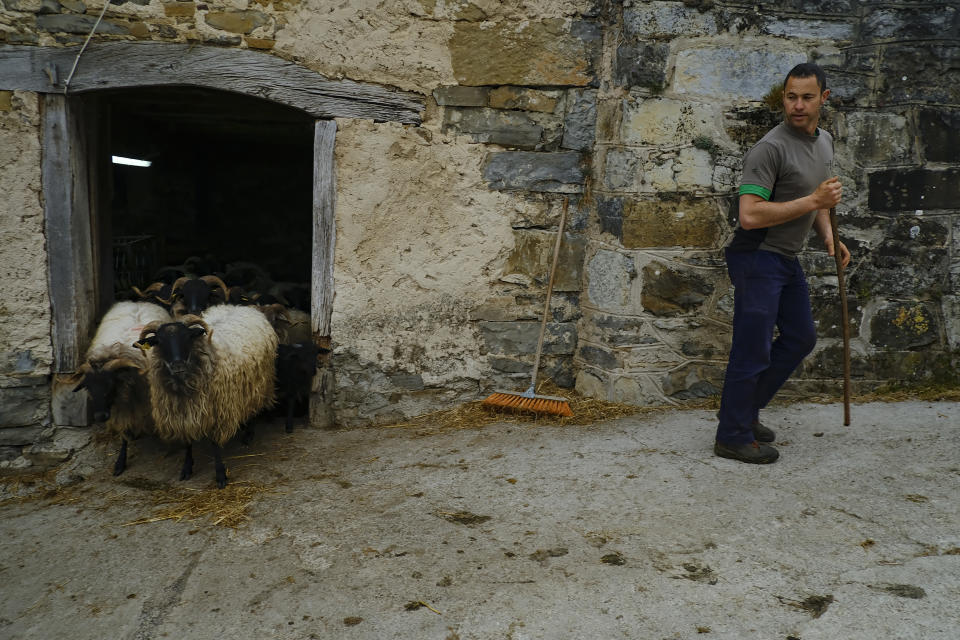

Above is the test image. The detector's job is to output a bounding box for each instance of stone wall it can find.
[576,0,960,405]
[0,90,53,462]
[0,0,958,436]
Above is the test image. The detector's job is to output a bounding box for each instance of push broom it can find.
[830,206,851,426]
[482,197,573,417]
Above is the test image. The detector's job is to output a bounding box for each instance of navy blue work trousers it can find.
[716,249,817,444]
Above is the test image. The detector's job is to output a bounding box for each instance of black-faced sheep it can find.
[275,341,329,433]
[170,275,229,317]
[135,305,278,488]
[71,301,172,475]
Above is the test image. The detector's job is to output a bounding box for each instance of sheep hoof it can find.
[112,463,126,476]
[284,423,294,434]
[180,468,192,481]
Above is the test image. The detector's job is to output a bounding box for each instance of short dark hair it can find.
[784,62,827,92]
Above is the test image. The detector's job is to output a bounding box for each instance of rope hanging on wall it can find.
[63,0,113,95]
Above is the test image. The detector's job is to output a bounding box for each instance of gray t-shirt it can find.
[729,122,834,257]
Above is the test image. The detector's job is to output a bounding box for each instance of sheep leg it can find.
[180,443,194,481]
[112,436,129,476]
[239,422,255,445]
[285,398,295,433]
[212,441,227,489]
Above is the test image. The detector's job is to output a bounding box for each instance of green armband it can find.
[740,184,772,200]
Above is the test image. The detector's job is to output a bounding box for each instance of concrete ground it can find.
[1,400,959,640]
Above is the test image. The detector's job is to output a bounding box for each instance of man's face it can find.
[783,75,829,134]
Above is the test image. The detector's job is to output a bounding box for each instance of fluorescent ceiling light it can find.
[112,155,152,167]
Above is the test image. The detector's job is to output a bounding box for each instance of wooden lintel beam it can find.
[0,42,424,124]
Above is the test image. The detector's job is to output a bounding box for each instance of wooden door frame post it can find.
[310,119,337,429]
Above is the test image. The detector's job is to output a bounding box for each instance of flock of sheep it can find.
[70,264,323,488]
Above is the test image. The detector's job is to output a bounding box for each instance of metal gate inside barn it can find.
[0,42,424,429]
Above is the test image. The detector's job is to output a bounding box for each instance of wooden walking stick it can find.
[829,207,851,425]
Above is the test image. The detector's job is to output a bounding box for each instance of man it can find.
[715,62,851,464]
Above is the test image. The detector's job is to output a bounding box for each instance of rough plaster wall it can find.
[277,0,595,92]
[331,118,548,424]
[0,91,52,382]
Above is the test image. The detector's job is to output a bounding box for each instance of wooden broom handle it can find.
[530,197,569,393]
[829,207,851,426]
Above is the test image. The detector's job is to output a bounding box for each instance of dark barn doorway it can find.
[100,86,315,310]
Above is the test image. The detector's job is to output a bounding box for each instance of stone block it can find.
[761,17,855,41]
[673,45,806,101]
[0,425,45,447]
[389,374,424,391]
[483,152,585,193]
[561,89,597,152]
[502,230,585,292]
[479,322,577,356]
[244,37,276,50]
[575,368,609,401]
[163,2,195,17]
[0,384,49,428]
[444,108,544,149]
[869,302,941,351]
[611,375,665,406]
[841,111,914,167]
[578,345,621,370]
[597,197,624,240]
[877,44,960,104]
[624,2,718,38]
[652,317,731,361]
[51,377,90,427]
[449,19,599,87]
[24,426,91,467]
[661,363,724,400]
[433,86,490,107]
[943,295,960,352]
[860,7,958,42]
[868,168,960,212]
[619,195,722,249]
[36,14,129,34]
[586,250,637,313]
[849,217,949,299]
[622,98,717,147]
[621,345,685,372]
[918,109,960,163]
[674,147,714,190]
[578,312,658,348]
[614,42,670,92]
[488,87,559,114]
[602,148,643,192]
[204,10,268,34]
[641,261,713,317]
[809,283,863,341]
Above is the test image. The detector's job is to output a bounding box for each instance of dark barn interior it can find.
[101,86,315,308]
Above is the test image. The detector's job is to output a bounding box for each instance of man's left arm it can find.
[813,209,851,268]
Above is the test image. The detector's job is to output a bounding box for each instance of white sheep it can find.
[136,305,278,488]
[71,301,172,475]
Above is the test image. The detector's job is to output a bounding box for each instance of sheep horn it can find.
[103,357,144,372]
[171,276,191,294]
[200,275,229,299]
[179,315,211,337]
[131,285,144,298]
[138,321,163,342]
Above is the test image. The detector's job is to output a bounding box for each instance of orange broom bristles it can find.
[481,391,573,417]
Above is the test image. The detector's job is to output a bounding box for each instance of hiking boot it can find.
[753,421,775,443]
[714,440,779,464]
